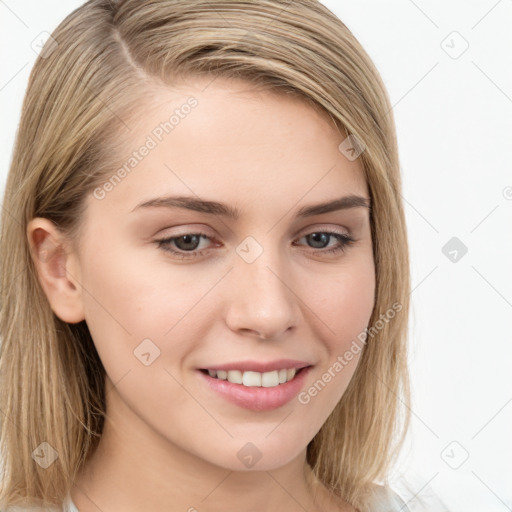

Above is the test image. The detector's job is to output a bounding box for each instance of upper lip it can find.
[200,359,312,373]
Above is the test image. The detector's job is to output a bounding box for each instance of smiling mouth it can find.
[199,367,308,388]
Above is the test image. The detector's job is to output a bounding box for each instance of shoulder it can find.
[0,508,61,511]
[365,484,410,512]
[312,482,409,512]
[0,503,65,511]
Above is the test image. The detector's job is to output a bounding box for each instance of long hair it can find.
[0,1,410,510]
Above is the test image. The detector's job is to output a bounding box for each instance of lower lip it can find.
[198,367,312,412]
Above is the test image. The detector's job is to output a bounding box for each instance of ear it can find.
[26,217,85,324]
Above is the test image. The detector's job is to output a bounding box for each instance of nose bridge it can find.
[225,235,300,338]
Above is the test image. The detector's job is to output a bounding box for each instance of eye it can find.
[155,232,213,259]
[293,231,356,255]
[154,229,356,260]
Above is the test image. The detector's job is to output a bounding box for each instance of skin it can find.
[27,76,375,512]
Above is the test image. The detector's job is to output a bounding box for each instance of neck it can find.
[70,384,345,512]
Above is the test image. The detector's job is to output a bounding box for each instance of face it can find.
[59,77,375,471]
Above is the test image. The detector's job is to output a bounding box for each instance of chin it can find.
[202,436,307,473]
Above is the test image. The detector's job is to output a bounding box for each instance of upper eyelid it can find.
[157,223,352,239]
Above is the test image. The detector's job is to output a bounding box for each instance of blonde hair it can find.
[0,1,410,510]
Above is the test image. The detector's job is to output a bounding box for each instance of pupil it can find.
[176,234,200,251]
[308,233,329,248]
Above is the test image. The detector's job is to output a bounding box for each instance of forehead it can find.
[125,75,357,160]
[87,76,368,221]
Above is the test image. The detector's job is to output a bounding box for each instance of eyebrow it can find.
[130,194,371,219]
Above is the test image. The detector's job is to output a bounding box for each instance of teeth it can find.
[261,370,279,387]
[206,368,300,387]
[242,371,261,387]
[227,370,243,384]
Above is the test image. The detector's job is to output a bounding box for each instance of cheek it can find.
[307,255,376,349]
[334,269,375,339]
[78,236,220,377]
[77,232,166,368]
[293,260,374,435]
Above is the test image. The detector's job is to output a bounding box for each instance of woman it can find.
[0,1,411,510]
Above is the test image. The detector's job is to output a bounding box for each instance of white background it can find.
[1,1,511,511]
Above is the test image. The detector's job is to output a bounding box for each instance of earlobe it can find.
[26,217,85,324]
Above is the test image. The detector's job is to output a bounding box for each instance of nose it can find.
[224,246,302,340]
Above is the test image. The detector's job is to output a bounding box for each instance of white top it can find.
[61,486,410,512]
[3,485,410,511]
[366,485,411,511]
[63,495,79,512]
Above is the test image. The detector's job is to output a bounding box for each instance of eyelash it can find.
[154,230,356,260]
